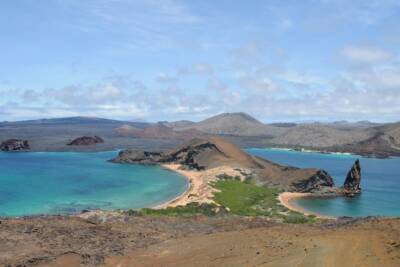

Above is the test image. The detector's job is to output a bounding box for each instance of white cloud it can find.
[342,46,392,63]
[156,73,178,83]
[179,63,213,75]
[239,76,280,92]
[90,85,121,102]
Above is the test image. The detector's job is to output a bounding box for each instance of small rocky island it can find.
[0,139,30,151]
[67,136,104,146]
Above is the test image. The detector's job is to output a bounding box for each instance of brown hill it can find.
[271,124,371,148]
[174,112,286,137]
[159,120,194,128]
[329,123,400,158]
[114,124,143,136]
[112,136,335,192]
[115,123,204,140]
[379,122,400,149]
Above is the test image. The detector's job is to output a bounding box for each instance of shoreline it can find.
[278,192,335,219]
[154,164,249,209]
[267,147,354,156]
[154,164,216,208]
[153,164,199,208]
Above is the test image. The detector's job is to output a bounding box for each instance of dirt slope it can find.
[101,218,400,267]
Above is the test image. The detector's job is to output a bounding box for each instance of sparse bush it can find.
[139,202,218,217]
[283,213,317,224]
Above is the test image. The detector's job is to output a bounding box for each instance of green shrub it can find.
[211,180,279,216]
[283,213,317,224]
[138,202,217,217]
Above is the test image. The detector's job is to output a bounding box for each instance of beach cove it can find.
[0,151,188,217]
[248,148,400,217]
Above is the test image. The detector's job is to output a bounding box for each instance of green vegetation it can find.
[216,173,241,181]
[283,212,318,224]
[136,202,218,217]
[131,175,319,224]
[211,179,279,216]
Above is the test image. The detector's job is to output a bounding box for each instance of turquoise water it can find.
[0,151,187,217]
[247,148,400,217]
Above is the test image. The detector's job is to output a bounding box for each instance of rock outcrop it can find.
[343,159,361,196]
[112,150,163,164]
[0,139,30,151]
[67,136,104,146]
[292,170,335,193]
[111,136,337,193]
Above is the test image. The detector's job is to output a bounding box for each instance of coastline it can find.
[154,164,215,208]
[155,164,249,209]
[268,147,353,156]
[278,192,335,219]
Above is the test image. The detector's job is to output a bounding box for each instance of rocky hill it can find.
[112,136,337,193]
[327,123,400,158]
[115,123,205,140]
[159,120,194,128]
[379,122,400,149]
[271,123,372,147]
[174,112,286,137]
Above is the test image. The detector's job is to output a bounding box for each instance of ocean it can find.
[247,148,400,217]
[0,151,187,217]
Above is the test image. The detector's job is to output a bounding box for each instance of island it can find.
[0,138,30,151]
[67,136,104,146]
[111,136,361,211]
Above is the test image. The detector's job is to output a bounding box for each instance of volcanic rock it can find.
[111,150,163,164]
[67,136,104,146]
[343,159,361,196]
[292,170,335,193]
[0,139,30,151]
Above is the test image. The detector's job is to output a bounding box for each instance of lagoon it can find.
[0,151,187,217]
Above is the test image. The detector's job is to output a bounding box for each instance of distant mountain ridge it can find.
[0,116,149,128]
[174,112,286,137]
[1,113,399,157]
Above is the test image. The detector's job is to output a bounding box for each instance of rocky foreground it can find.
[0,215,399,267]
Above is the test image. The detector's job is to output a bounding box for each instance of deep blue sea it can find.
[0,151,187,217]
[247,148,400,217]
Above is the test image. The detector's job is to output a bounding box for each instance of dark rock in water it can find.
[110,150,162,164]
[343,159,361,196]
[67,136,104,146]
[294,170,335,193]
[0,139,30,151]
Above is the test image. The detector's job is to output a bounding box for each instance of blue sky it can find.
[1,0,400,122]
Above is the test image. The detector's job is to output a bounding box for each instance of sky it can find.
[1,0,400,123]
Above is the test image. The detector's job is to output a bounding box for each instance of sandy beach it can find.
[156,164,249,208]
[278,192,334,219]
